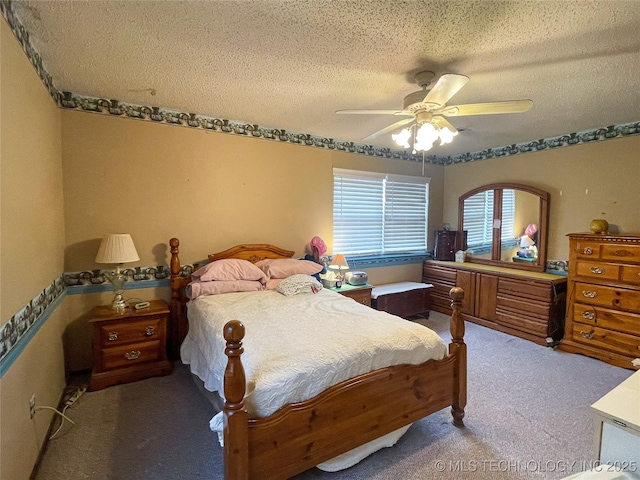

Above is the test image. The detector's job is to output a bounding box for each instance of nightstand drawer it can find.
[344,289,371,306]
[101,340,161,370]
[99,317,163,347]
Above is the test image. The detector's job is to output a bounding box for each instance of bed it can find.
[169,238,467,479]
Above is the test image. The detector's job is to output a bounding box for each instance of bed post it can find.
[223,320,249,480]
[169,238,185,359]
[449,286,466,427]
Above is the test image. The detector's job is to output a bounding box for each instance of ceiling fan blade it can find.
[336,109,410,116]
[423,74,469,106]
[432,116,458,134]
[362,117,415,141]
[439,100,533,116]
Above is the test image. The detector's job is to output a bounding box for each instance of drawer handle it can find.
[145,326,155,336]
[582,311,596,320]
[582,290,597,298]
[589,266,604,274]
[582,247,593,255]
[361,298,368,305]
[124,350,141,360]
[108,332,118,341]
[580,330,595,339]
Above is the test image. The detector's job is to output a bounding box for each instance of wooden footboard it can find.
[223,287,466,480]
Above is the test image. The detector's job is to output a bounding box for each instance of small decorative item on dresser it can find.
[590,219,609,234]
[88,299,172,390]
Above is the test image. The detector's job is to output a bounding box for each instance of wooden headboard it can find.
[168,238,295,358]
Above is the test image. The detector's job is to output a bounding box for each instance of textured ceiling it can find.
[11,0,640,157]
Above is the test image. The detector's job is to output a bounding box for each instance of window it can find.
[333,168,429,255]
[463,189,515,248]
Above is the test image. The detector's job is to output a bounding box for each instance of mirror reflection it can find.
[458,183,549,272]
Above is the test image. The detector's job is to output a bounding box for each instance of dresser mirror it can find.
[457,183,549,272]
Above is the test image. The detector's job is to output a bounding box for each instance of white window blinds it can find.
[463,189,515,247]
[333,169,429,255]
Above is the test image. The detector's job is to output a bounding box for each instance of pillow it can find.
[191,259,267,283]
[255,258,324,279]
[264,278,283,290]
[186,280,264,299]
[276,274,323,296]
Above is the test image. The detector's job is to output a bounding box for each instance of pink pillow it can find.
[191,259,267,283]
[264,278,283,290]
[255,259,324,279]
[186,280,264,299]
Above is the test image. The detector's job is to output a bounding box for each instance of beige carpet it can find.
[34,312,632,479]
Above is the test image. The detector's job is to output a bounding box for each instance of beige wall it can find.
[444,136,640,261]
[61,110,444,270]
[59,110,444,371]
[1,20,66,480]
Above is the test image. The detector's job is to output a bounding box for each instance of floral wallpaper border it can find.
[2,0,639,169]
[0,276,66,370]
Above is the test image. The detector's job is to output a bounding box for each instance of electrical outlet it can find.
[29,394,36,419]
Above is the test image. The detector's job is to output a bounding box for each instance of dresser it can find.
[433,230,467,261]
[89,299,173,390]
[423,260,567,345]
[560,233,640,369]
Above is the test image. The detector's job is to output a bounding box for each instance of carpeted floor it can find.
[34,312,632,480]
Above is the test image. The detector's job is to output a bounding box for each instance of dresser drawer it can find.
[575,261,620,281]
[495,309,548,336]
[498,277,554,302]
[423,264,457,282]
[101,340,161,370]
[621,265,640,286]
[573,304,640,336]
[575,241,602,259]
[575,282,640,311]
[497,294,549,320]
[99,317,163,347]
[570,324,640,358]
[601,244,640,264]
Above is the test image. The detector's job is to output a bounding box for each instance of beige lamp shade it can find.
[329,254,349,270]
[520,235,535,248]
[95,234,140,265]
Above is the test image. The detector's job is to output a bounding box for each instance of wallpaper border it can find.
[2,0,639,168]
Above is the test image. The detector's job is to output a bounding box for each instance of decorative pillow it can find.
[191,259,267,283]
[186,280,264,299]
[255,259,324,279]
[275,274,323,296]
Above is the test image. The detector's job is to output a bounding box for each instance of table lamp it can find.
[329,254,349,282]
[95,234,140,310]
[518,235,536,258]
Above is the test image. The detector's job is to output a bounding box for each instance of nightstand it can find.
[88,299,172,391]
[331,283,373,307]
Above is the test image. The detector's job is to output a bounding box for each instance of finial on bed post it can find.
[223,320,249,480]
[449,286,466,427]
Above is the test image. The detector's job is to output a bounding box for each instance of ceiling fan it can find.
[336,71,533,151]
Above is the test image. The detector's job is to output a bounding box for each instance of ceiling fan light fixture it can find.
[392,128,412,148]
[438,126,458,145]
[413,123,439,152]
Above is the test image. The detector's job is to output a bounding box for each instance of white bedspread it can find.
[181,288,447,419]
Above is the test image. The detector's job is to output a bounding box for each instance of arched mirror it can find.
[457,183,549,272]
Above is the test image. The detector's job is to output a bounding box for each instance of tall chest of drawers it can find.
[561,233,640,369]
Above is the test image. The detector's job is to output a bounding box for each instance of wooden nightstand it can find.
[88,299,172,391]
[331,284,373,307]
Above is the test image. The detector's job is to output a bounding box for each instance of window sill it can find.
[343,253,432,270]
